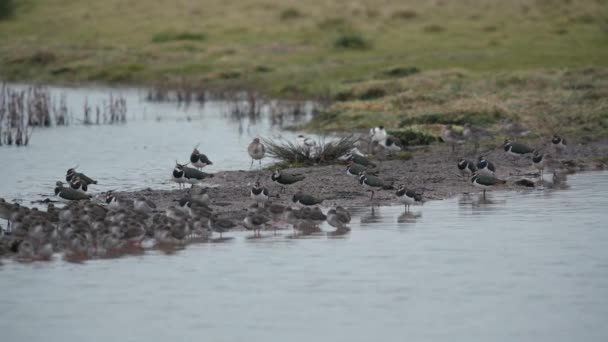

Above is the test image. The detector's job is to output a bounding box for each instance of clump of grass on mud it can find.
[152,31,206,43]
[264,135,357,166]
[388,129,437,146]
[333,33,371,50]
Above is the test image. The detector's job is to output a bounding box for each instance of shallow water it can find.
[1,171,607,341]
[0,85,315,202]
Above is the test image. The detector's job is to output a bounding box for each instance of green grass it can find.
[0,0,606,95]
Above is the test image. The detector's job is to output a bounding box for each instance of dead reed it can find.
[0,84,129,146]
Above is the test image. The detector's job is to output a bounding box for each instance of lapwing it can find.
[370,126,387,143]
[346,152,376,167]
[66,166,97,185]
[54,181,91,201]
[503,139,534,158]
[441,124,465,151]
[346,160,377,177]
[172,163,187,189]
[457,158,478,179]
[292,192,323,206]
[381,136,402,155]
[271,169,305,193]
[248,137,266,170]
[69,176,88,193]
[395,185,423,211]
[358,172,394,201]
[463,123,491,150]
[470,173,506,198]
[173,161,214,188]
[105,192,132,210]
[532,151,546,176]
[175,197,193,215]
[339,147,368,161]
[134,196,157,214]
[476,156,496,176]
[190,144,213,170]
[250,181,269,207]
[551,134,567,154]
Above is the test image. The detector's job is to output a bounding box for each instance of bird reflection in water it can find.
[459,192,503,214]
[209,236,235,243]
[360,206,382,225]
[397,210,422,224]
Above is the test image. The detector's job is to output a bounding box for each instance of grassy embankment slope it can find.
[0,0,607,138]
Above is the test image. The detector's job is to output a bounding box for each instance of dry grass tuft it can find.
[264,135,357,165]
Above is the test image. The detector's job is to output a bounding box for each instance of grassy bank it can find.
[0,0,607,95]
[305,68,608,140]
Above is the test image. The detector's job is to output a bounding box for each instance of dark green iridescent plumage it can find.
[292,193,323,206]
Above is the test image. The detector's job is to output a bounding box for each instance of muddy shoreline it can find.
[105,140,608,221]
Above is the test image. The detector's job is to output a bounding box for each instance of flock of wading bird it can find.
[0,123,570,261]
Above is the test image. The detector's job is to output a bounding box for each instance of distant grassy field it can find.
[0,0,606,93]
[0,0,606,138]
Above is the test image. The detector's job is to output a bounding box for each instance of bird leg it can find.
[369,190,375,201]
[483,189,486,199]
[250,159,254,170]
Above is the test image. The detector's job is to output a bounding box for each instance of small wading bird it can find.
[326,206,351,231]
[66,166,97,185]
[54,181,91,201]
[271,170,305,193]
[296,134,317,155]
[441,124,465,152]
[462,123,491,150]
[500,118,530,138]
[358,172,394,201]
[243,209,270,237]
[208,214,237,239]
[248,137,265,170]
[190,144,213,170]
[395,185,423,212]
[470,173,506,198]
[457,158,478,179]
[532,151,546,177]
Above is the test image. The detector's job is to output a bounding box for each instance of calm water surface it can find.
[0,85,316,202]
[1,171,607,342]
